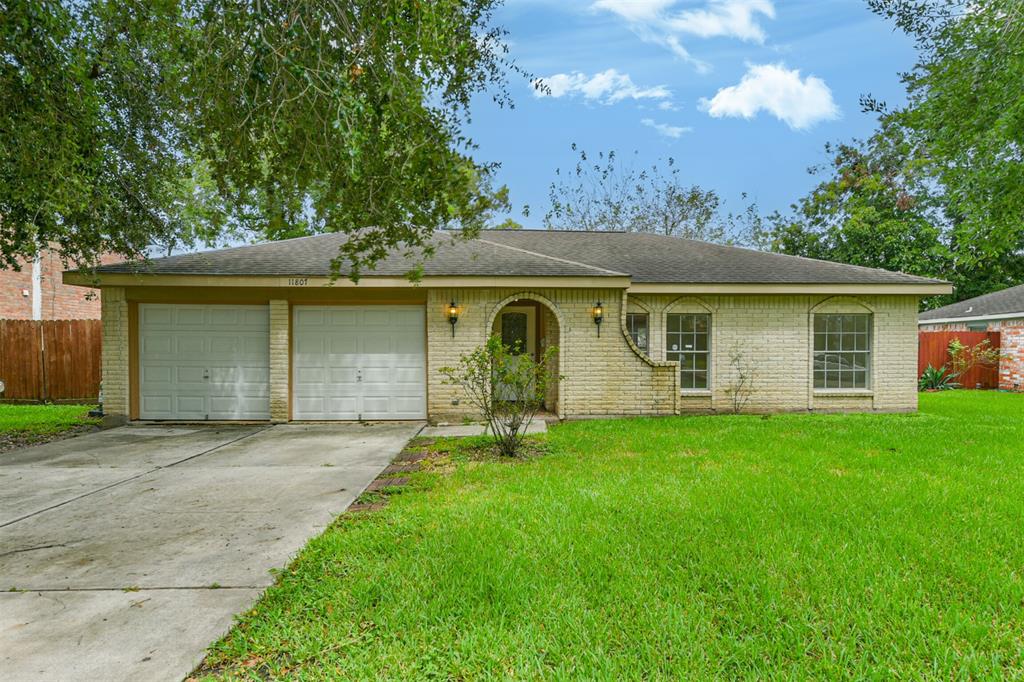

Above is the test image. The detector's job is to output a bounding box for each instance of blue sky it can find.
[466,0,918,226]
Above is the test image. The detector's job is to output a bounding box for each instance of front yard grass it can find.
[200,392,1024,679]
[0,403,99,452]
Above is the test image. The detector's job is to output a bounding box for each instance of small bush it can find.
[919,364,959,391]
[440,335,560,457]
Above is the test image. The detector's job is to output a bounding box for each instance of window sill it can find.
[814,389,873,397]
[679,390,713,396]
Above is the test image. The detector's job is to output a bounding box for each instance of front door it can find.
[495,306,537,401]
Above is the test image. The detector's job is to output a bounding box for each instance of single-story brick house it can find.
[919,284,1024,391]
[65,230,950,423]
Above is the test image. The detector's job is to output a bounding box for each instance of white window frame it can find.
[813,313,872,390]
[626,312,649,353]
[666,312,711,390]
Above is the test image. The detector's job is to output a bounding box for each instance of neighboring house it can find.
[919,284,1024,391]
[64,230,949,423]
[1,248,121,320]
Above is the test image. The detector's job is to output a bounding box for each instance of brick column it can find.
[999,325,1024,391]
[269,300,290,422]
[100,286,129,423]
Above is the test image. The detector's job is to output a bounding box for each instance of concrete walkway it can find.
[420,417,548,438]
[0,422,421,682]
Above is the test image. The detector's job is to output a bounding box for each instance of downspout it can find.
[31,253,42,321]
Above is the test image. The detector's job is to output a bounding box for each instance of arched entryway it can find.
[486,293,563,418]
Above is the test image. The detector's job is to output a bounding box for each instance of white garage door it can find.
[138,304,270,420]
[292,306,426,420]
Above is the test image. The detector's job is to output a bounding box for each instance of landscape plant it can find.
[439,335,559,457]
[724,345,757,413]
[947,337,1003,380]
[918,363,959,391]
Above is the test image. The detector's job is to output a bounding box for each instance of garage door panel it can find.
[328,368,359,384]
[327,396,359,415]
[175,308,207,326]
[327,309,360,325]
[328,335,359,354]
[174,366,206,383]
[177,336,205,355]
[292,305,425,420]
[139,304,270,420]
[141,306,174,326]
[140,395,173,413]
[141,335,174,356]
[294,308,326,326]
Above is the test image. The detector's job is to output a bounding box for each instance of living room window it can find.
[666,313,710,389]
[626,312,649,353]
[813,314,871,389]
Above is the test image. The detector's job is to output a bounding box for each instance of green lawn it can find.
[0,403,98,440]
[201,392,1024,679]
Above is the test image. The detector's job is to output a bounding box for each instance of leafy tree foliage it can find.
[0,0,517,276]
[759,0,1024,306]
[543,146,738,242]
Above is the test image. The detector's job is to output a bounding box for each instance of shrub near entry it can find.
[440,335,559,457]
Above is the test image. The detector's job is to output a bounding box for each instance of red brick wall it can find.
[999,321,1024,391]
[0,250,122,320]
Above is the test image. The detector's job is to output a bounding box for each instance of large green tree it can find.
[760,0,1024,305]
[0,0,517,277]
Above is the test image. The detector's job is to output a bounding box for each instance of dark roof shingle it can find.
[92,229,945,286]
[919,284,1024,321]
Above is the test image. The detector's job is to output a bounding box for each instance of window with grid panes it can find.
[626,312,649,353]
[813,314,871,389]
[666,313,710,389]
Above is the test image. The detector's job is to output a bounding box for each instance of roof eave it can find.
[919,311,1024,325]
[63,272,633,289]
[628,282,953,295]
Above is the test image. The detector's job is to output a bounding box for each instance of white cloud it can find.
[593,0,775,69]
[698,63,839,130]
[534,69,672,104]
[593,0,674,21]
[667,0,775,42]
[641,118,692,138]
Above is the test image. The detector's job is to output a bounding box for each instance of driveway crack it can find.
[0,542,68,558]
[0,426,273,530]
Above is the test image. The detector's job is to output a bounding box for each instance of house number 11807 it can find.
[288,278,308,286]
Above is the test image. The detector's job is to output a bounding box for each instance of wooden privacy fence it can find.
[0,320,102,402]
[918,330,1001,389]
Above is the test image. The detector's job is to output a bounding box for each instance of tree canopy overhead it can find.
[0,0,517,277]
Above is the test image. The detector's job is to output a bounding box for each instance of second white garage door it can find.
[292,306,426,420]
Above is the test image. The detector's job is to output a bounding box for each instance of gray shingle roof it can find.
[92,229,946,286]
[480,230,944,285]
[919,284,1024,321]
[94,232,624,278]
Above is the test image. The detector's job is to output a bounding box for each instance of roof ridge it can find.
[476,237,629,277]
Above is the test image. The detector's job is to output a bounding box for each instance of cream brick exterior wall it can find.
[269,300,290,422]
[98,285,921,421]
[629,293,919,413]
[426,287,678,422]
[99,286,129,421]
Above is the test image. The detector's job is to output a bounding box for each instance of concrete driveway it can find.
[0,421,422,681]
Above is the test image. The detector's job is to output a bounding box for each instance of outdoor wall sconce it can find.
[592,301,604,336]
[447,301,459,337]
